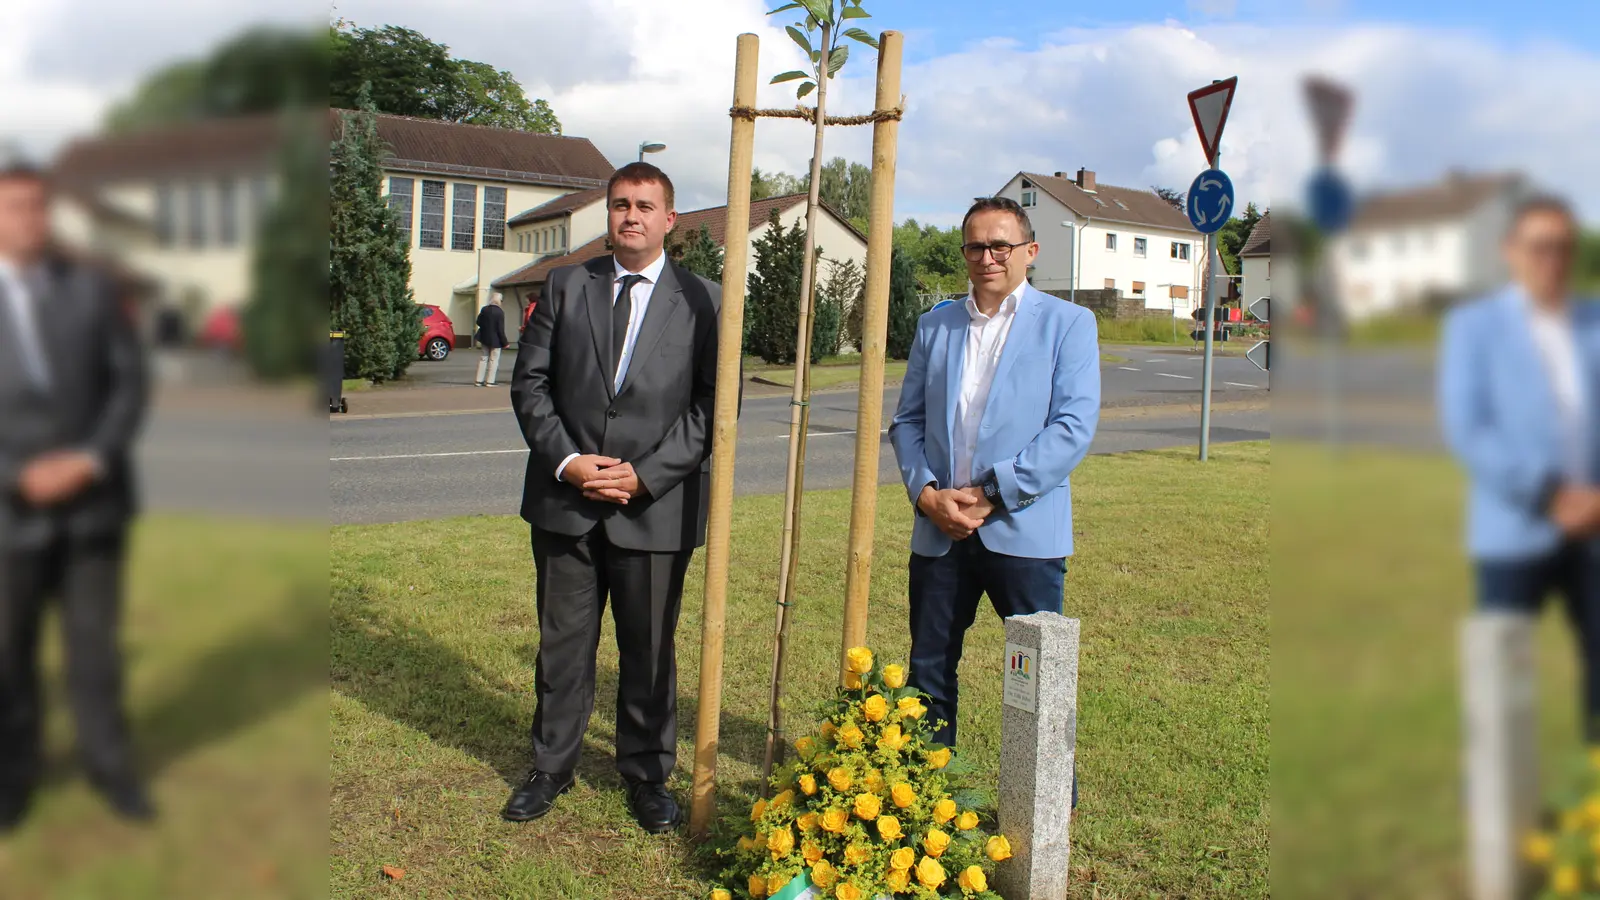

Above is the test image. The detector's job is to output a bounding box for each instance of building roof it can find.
[53,110,615,189]
[1239,213,1270,257]
[507,186,608,227]
[1349,171,1524,232]
[1021,172,1197,233]
[493,193,859,289]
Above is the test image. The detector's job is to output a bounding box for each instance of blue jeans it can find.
[1477,542,1600,741]
[909,531,1076,805]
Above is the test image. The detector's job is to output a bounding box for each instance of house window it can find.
[217,177,239,247]
[1104,278,1115,290]
[1105,233,1117,251]
[559,224,567,249]
[250,175,272,226]
[155,182,175,248]
[1021,190,1036,208]
[185,182,206,249]
[1171,241,1190,261]
[452,183,477,251]
[388,177,414,246]
[419,180,446,249]
[1133,237,1147,257]
[482,186,506,250]
[1132,281,1146,297]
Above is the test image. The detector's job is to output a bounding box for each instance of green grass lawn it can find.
[331,443,1270,898]
[0,516,326,900]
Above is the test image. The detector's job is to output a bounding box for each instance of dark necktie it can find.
[613,274,644,377]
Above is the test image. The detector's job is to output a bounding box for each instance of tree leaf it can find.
[797,81,817,99]
[843,28,880,49]
[785,25,814,56]
[766,1,804,12]
[841,5,871,18]
[827,44,849,77]
[770,70,809,84]
[797,0,833,24]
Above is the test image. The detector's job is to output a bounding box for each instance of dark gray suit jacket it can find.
[512,255,721,552]
[0,253,147,549]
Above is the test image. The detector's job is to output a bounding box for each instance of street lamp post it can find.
[638,141,667,162]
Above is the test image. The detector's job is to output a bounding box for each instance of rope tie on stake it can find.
[729,102,905,126]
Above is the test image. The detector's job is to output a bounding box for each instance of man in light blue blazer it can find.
[890,196,1100,757]
[1439,194,1600,739]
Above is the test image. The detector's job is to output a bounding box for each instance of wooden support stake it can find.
[838,30,903,679]
[689,31,759,840]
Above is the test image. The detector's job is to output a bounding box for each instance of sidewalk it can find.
[334,375,810,418]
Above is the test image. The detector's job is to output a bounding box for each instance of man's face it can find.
[607,178,675,258]
[0,176,50,260]
[1504,208,1577,301]
[962,209,1037,290]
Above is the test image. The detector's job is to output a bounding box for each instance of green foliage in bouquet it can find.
[708,647,1012,900]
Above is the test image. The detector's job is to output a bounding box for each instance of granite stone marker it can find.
[1462,612,1539,900]
[997,611,1079,899]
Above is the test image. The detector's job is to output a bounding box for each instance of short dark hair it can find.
[961,196,1034,242]
[0,144,45,183]
[1507,193,1576,237]
[608,162,675,210]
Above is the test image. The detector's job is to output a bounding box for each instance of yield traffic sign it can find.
[1303,76,1353,165]
[1187,76,1238,166]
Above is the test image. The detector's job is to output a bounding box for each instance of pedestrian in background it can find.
[474,293,508,387]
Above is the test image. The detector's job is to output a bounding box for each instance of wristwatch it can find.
[979,470,1001,503]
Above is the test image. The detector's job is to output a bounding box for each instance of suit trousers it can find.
[0,530,133,795]
[475,346,504,386]
[529,524,690,783]
[1477,541,1600,741]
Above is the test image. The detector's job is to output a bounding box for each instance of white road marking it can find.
[330,429,891,461]
[1156,372,1193,380]
[1118,366,1141,372]
[1225,381,1260,388]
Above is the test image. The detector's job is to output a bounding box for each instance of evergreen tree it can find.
[329,87,417,382]
[885,247,923,360]
[242,109,327,379]
[672,224,724,283]
[744,211,810,365]
[819,258,862,357]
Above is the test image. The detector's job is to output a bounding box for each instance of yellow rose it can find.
[845,843,872,866]
[768,826,795,859]
[838,724,864,749]
[768,874,791,894]
[771,790,795,810]
[896,697,927,720]
[750,799,768,821]
[862,694,889,722]
[799,774,818,796]
[916,855,947,889]
[877,814,905,841]
[1554,864,1581,895]
[957,810,980,831]
[882,664,907,689]
[803,840,824,864]
[820,721,837,741]
[877,724,907,753]
[1562,809,1585,832]
[846,646,875,674]
[927,747,952,769]
[986,834,1013,862]
[958,865,988,893]
[854,792,882,821]
[885,869,910,892]
[737,836,755,853]
[821,807,850,834]
[835,884,862,900]
[891,783,916,809]
[798,811,820,833]
[864,769,885,794]
[1591,831,1600,856]
[890,847,917,871]
[811,859,838,890]
[923,827,951,858]
[843,670,863,690]
[748,874,768,898]
[828,767,853,793]
[795,737,816,760]
[1586,796,1600,826]
[932,798,957,824]
[711,890,732,900]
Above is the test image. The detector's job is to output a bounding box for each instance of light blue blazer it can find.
[1438,288,1600,560]
[889,284,1101,559]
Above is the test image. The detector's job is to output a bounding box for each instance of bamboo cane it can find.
[839,30,902,679]
[689,31,759,841]
[761,20,833,793]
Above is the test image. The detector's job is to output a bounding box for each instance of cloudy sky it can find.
[4,0,1598,224]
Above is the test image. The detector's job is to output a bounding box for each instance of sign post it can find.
[1185,75,1238,462]
[1302,76,1354,450]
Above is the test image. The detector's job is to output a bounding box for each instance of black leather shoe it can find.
[502,770,574,822]
[90,776,155,822]
[624,779,681,834]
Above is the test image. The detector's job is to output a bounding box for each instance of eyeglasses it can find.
[961,241,1032,263]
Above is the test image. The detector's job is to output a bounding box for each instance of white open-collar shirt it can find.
[951,280,1026,489]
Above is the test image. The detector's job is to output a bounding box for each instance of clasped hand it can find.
[564,454,645,505]
[917,484,996,541]
[18,450,99,508]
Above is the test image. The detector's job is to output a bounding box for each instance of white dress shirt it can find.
[1522,293,1590,483]
[951,281,1025,488]
[0,258,49,389]
[554,251,668,482]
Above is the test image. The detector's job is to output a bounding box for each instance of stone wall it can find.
[1039,288,1168,320]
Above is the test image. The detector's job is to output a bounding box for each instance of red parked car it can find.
[419,304,454,360]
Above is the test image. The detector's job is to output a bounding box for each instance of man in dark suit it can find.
[0,152,151,829]
[504,162,721,833]
[473,293,508,387]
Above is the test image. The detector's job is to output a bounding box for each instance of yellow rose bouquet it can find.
[711,647,1009,899]
[1521,748,1600,899]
